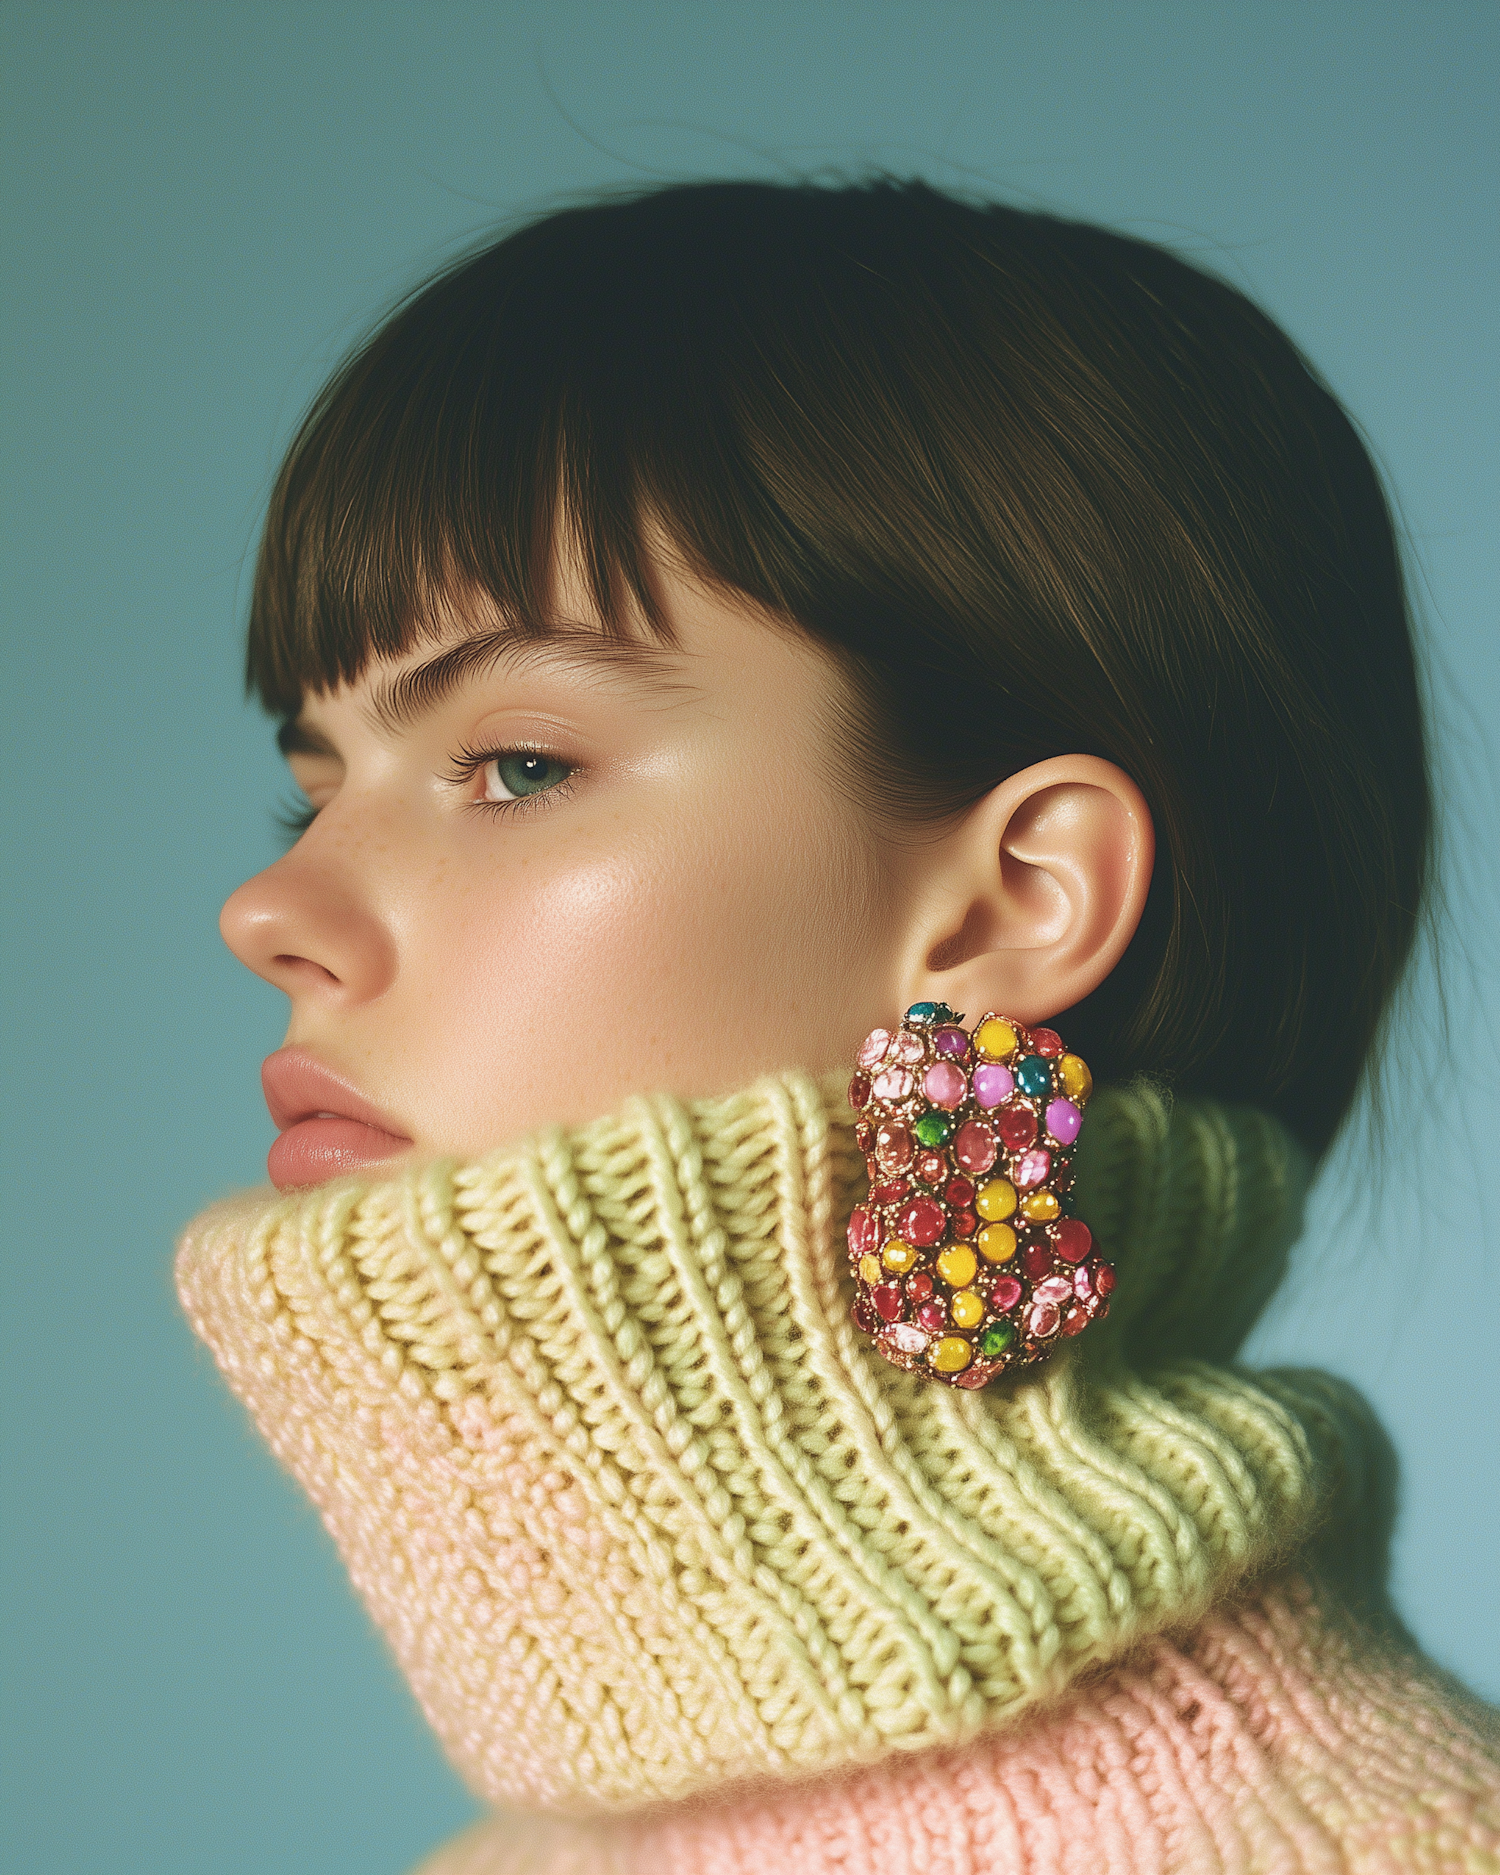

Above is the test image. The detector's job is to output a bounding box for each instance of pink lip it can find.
[261,1048,413,1191]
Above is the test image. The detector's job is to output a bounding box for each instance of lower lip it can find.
[267,1116,412,1191]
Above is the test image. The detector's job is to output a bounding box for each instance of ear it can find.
[894,756,1154,1027]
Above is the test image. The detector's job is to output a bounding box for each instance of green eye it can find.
[486,752,573,801]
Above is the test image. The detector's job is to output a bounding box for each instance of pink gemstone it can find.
[923,1060,967,1110]
[857,1028,891,1069]
[1073,1264,1093,1299]
[1034,1275,1074,1306]
[953,1119,998,1175]
[951,1208,978,1239]
[873,1283,904,1322]
[1095,1262,1117,1297]
[915,1150,948,1186]
[944,1175,975,1208]
[906,1271,933,1302]
[991,1275,1023,1310]
[1013,1148,1051,1190]
[876,1123,914,1173]
[846,1206,878,1258]
[897,1196,946,1247]
[1022,1240,1054,1281]
[916,1300,947,1332]
[1060,1305,1088,1336]
[852,1296,878,1332]
[1045,1097,1082,1145]
[954,1364,992,1389]
[934,1027,969,1058]
[1026,1298,1061,1338]
[849,1073,872,1109]
[873,1066,913,1101]
[886,1323,929,1354]
[894,1030,926,1065]
[996,1103,1037,1151]
[1031,1028,1063,1058]
[973,1064,1014,1109]
[870,1176,910,1207]
[1053,1219,1092,1263]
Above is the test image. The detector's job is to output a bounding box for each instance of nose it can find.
[220,845,397,1007]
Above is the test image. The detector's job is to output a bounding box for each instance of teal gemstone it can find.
[906,1000,959,1027]
[912,1110,953,1147]
[1016,1055,1052,1098]
[978,1320,1014,1359]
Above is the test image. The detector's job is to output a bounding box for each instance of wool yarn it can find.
[413,1575,1500,1875]
[177,1072,1375,1815]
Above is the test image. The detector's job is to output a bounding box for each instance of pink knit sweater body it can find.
[421,1577,1499,1875]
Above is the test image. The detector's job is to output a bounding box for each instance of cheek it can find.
[405,797,891,1152]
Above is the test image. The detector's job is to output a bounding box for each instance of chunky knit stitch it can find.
[176,1073,1497,1862]
[411,1576,1500,1875]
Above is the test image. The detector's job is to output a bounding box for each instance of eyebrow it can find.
[361,623,691,737]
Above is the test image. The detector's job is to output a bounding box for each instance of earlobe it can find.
[901,756,1153,1027]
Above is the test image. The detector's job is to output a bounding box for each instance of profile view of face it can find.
[222,561,910,1188]
[222,552,1151,1191]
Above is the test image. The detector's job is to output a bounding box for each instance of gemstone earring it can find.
[846,1002,1115,1388]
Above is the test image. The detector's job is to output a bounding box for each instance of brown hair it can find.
[248,178,1429,1157]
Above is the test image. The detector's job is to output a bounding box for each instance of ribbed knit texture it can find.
[176,1074,1472,1839]
[412,1576,1500,1875]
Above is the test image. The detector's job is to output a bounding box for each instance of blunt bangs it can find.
[246,178,1429,1156]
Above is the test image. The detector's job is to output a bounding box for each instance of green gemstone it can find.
[978,1320,1015,1360]
[913,1110,953,1147]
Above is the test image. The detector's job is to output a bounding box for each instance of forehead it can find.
[284,567,832,738]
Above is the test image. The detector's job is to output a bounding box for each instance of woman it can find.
[179,179,1500,1871]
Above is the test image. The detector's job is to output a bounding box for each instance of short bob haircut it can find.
[248,178,1429,1159]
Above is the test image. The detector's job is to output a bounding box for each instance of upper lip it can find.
[261,1048,413,1139]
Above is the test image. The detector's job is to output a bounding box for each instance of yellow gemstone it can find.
[1058,1054,1093,1104]
[882,1237,918,1274]
[930,1335,973,1373]
[950,1288,984,1328]
[977,1222,1017,1263]
[858,1253,881,1285]
[936,1244,978,1288]
[975,1017,1018,1061]
[1020,1190,1060,1221]
[975,1177,1017,1222]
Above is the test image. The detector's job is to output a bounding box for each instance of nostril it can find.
[274,954,342,988]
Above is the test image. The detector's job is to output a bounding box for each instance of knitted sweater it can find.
[176,1072,1500,1872]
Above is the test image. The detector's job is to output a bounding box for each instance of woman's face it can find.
[222,565,911,1188]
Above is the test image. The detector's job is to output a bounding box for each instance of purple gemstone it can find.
[973,1064,1015,1109]
[934,1027,969,1058]
[1045,1097,1082,1145]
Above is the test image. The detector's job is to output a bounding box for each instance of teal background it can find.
[2,4,1496,1870]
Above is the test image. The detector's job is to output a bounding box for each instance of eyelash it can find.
[275,743,577,846]
[442,740,578,818]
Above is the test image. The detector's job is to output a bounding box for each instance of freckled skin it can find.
[222,563,1152,1185]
